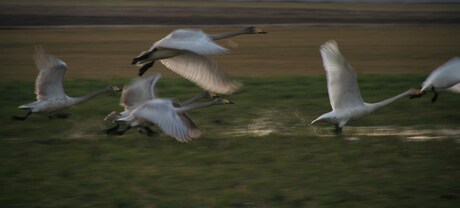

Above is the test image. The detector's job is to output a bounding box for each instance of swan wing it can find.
[160,52,241,94]
[133,99,193,142]
[178,113,202,139]
[153,29,228,55]
[120,73,162,111]
[33,47,67,100]
[447,83,460,94]
[320,40,364,110]
[422,57,460,91]
[172,100,202,139]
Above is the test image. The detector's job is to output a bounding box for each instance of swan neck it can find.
[176,100,216,113]
[179,93,207,106]
[367,90,412,111]
[210,29,248,40]
[73,87,113,105]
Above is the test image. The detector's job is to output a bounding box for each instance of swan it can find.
[104,73,163,136]
[12,47,120,120]
[131,26,267,94]
[104,73,216,136]
[105,73,230,142]
[311,41,417,134]
[120,97,233,142]
[412,57,460,102]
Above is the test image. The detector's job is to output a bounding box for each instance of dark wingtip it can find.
[137,61,154,76]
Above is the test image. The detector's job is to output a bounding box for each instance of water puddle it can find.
[224,108,460,141]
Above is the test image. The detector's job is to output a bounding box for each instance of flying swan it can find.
[131,26,267,94]
[12,47,120,120]
[105,73,233,142]
[311,41,417,134]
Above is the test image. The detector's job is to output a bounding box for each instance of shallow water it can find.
[225,109,459,141]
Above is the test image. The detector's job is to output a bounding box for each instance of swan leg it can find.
[106,125,131,136]
[431,87,439,103]
[117,126,132,135]
[138,127,158,137]
[11,111,32,121]
[138,61,154,76]
[335,124,342,135]
[104,123,120,134]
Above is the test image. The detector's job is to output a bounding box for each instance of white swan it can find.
[311,41,417,134]
[122,97,233,142]
[104,73,163,136]
[12,47,120,120]
[105,73,232,142]
[131,26,267,94]
[413,57,460,102]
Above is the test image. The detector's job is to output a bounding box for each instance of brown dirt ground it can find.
[0,3,460,26]
[0,25,459,80]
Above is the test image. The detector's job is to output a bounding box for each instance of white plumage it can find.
[311,41,417,134]
[421,57,460,92]
[13,47,120,120]
[106,73,232,142]
[414,57,460,102]
[133,28,254,94]
[152,29,228,55]
[447,84,460,93]
[130,99,194,142]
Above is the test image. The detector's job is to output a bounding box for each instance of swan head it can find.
[109,86,122,92]
[244,26,267,34]
[214,98,234,105]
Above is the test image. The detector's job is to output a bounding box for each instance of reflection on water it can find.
[226,108,310,137]
[225,109,459,141]
[310,126,460,141]
[345,126,460,141]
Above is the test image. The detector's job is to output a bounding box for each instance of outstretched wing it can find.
[161,52,241,94]
[153,29,228,55]
[320,40,364,110]
[120,73,162,111]
[133,99,194,142]
[34,47,67,100]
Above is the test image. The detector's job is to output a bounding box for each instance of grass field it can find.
[1,75,460,207]
[1,25,460,207]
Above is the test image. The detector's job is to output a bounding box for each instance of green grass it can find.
[1,75,459,207]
